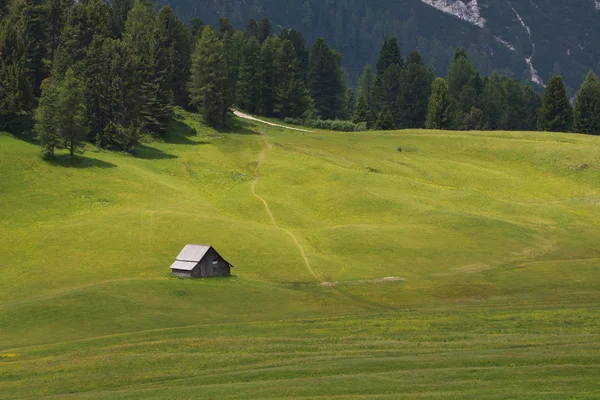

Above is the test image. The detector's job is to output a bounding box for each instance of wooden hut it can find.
[170,245,233,278]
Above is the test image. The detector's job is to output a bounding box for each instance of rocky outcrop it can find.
[420,0,486,27]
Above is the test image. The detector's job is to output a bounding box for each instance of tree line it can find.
[353,38,600,135]
[1,0,599,159]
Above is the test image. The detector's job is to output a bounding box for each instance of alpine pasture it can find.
[1,110,600,399]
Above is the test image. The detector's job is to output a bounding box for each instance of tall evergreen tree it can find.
[573,70,600,135]
[499,78,526,130]
[56,68,87,156]
[218,17,234,39]
[482,72,507,130]
[157,6,191,107]
[537,76,573,132]
[307,38,345,120]
[425,78,455,130]
[398,51,433,128]
[124,0,172,136]
[373,36,403,114]
[245,18,258,38]
[35,84,60,158]
[523,84,542,131]
[236,37,261,114]
[344,88,356,120]
[381,63,403,128]
[188,26,228,126]
[257,17,272,44]
[258,36,282,116]
[110,0,134,36]
[279,28,309,81]
[357,64,376,126]
[353,87,369,125]
[447,48,476,105]
[274,39,309,118]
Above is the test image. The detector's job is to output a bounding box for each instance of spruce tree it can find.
[398,51,433,128]
[499,78,526,130]
[538,76,573,132]
[245,18,258,38]
[381,63,403,128]
[523,84,542,131]
[218,17,234,39]
[111,0,134,36]
[482,72,507,130]
[188,26,228,126]
[258,36,282,116]
[307,38,345,120]
[274,40,309,118]
[257,17,272,44]
[357,64,376,126]
[353,87,369,125]
[56,68,87,156]
[35,84,60,158]
[236,37,261,114]
[344,88,356,120]
[447,48,476,107]
[373,36,403,114]
[425,78,455,130]
[573,70,600,135]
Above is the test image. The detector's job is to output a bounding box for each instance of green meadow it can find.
[1,110,599,399]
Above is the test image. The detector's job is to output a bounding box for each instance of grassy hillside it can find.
[1,110,600,399]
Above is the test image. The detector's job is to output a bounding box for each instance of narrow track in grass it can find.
[251,129,320,282]
[250,128,393,312]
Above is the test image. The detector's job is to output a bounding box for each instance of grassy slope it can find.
[0,110,599,399]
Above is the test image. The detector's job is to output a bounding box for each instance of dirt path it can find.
[233,109,313,133]
[252,130,320,282]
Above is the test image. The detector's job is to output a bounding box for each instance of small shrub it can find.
[285,117,368,132]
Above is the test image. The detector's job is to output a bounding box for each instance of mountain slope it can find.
[160,0,600,91]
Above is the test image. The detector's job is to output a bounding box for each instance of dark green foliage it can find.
[84,36,139,151]
[499,78,526,131]
[482,72,507,130]
[245,18,258,38]
[157,6,192,107]
[35,84,60,157]
[56,68,87,156]
[381,63,403,128]
[307,38,345,120]
[274,40,309,118]
[447,48,477,113]
[376,36,403,78]
[188,26,228,126]
[279,28,309,81]
[376,108,395,130]
[425,78,454,130]
[352,87,369,125]
[257,36,281,116]
[124,0,172,136]
[523,84,542,131]
[461,107,487,131]
[111,0,134,36]
[218,17,234,39]
[573,71,600,135]
[398,52,433,128]
[356,65,376,127]
[285,117,366,132]
[344,88,355,120]
[236,37,261,114]
[0,15,34,132]
[538,76,573,132]
[257,17,272,44]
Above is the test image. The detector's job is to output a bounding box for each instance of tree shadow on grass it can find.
[47,155,116,169]
[216,117,261,136]
[164,119,210,145]
[134,144,178,160]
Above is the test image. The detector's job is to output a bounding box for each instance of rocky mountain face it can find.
[162,0,600,92]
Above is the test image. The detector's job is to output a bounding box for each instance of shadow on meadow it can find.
[217,117,260,136]
[165,119,211,145]
[134,144,179,160]
[47,155,116,169]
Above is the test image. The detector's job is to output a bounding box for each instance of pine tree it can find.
[376,109,395,130]
[157,6,191,107]
[274,40,309,118]
[538,76,573,132]
[573,70,600,135]
[499,78,526,130]
[356,64,376,126]
[245,18,258,38]
[523,84,542,131]
[35,84,60,158]
[425,78,455,130]
[124,0,172,136]
[447,48,476,107]
[258,36,281,116]
[56,68,87,156]
[344,88,356,120]
[111,0,134,36]
[353,87,369,125]
[257,17,272,44]
[482,72,507,130]
[236,37,261,114]
[188,26,228,126]
[381,63,403,128]
[398,51,433,128]
[307,38,345,120]
[218,17,234,39]
[373,36,403,114]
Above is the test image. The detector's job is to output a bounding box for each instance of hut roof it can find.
[169,260,197,271]
[176,244,211,262]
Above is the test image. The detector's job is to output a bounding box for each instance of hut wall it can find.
[172,269,192,278]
